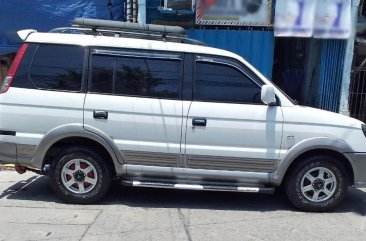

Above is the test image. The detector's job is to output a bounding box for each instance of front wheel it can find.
[50,146,112,204]
[285,155,348,212]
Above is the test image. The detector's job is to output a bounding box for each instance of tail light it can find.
[0,43,29,94]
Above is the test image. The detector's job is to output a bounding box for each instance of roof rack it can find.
[74,18,187,36]
[49,18,206,46]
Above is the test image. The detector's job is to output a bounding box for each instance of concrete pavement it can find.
[0,171,366,241]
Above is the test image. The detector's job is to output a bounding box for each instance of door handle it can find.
[192,117,207,127]
[93,110,108,119]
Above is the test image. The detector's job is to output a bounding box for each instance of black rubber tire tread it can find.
[50,146,112,204]
[285,155,348,212]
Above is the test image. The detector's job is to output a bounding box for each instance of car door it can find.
[183,55,283,173]
[84,48,184,168]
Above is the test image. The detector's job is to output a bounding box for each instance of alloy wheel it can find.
[300,167,337,202]
[61,159,98,194]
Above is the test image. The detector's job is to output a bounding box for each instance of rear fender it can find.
[31,124,125,175]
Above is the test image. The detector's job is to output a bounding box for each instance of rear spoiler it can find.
[17,29,37,41]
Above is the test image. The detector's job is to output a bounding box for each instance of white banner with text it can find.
[274,0,351,39]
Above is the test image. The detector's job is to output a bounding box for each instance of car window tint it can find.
[195,62,262,104]
[29,45,84,91]
[91,56,114,94]
[115,57,180,98]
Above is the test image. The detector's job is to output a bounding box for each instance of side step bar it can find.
[121,180,275,194]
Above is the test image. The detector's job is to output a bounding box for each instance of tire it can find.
[284,155,348,212]
[50,146,112,204]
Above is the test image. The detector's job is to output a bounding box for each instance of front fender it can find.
[31,124,125,175]
[270,137,354,185]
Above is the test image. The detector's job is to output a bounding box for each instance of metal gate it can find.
[317,40,347,113]
[349,42,366,122]
[349,67,366,122]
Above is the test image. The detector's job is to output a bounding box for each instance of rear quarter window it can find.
[28,44,85,91]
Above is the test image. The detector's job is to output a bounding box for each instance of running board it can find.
[121,180,275,194]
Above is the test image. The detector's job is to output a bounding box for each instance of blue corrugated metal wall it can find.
[146,0,275,79]
[187,29,275,79]
[318,40,347,112]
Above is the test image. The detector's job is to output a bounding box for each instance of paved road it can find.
[0,171,366,241]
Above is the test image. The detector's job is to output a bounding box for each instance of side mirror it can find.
[261,85,276,105]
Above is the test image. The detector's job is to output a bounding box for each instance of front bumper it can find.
[344,152,366,188]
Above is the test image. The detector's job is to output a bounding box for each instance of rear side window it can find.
[91,56,114,94]
[115,57,180,98]
[29,45,84,91]
[91,55,181,99]
[195,62,262,104]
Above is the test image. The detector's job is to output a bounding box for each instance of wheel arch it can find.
[270,137,355,186]
[31,124,125,175]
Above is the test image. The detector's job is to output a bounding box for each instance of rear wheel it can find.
[50,146,112,204]
[285,155,348,212]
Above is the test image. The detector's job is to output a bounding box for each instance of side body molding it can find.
[31,124,125,175]
[270,137,355,185]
